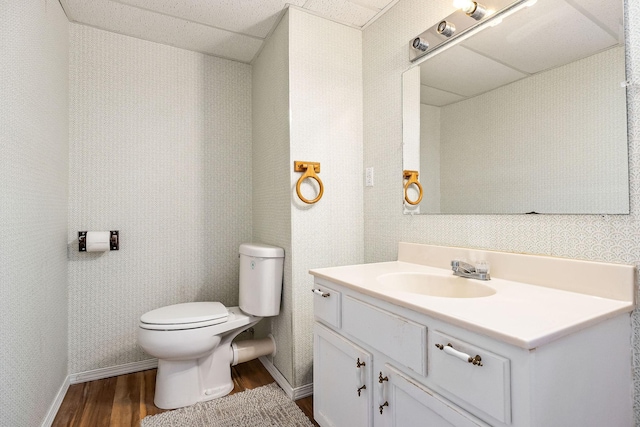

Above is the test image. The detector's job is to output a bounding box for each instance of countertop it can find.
[309,261,634,349]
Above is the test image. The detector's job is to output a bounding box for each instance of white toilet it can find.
[137,243,284,410]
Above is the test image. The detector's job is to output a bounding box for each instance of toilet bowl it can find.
[137,243,284,409]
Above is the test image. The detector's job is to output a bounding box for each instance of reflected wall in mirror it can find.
[402,0,628,214]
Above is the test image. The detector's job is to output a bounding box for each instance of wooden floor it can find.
[52,359,318,427]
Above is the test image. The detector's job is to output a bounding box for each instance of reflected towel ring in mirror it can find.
[403,170,423,205]
[294,161,324,204]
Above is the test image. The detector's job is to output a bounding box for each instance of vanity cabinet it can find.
[314,323,373,427]
[376,363,489,427]
[312,277,632,427]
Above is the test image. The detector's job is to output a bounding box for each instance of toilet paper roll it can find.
[86,231,111,252]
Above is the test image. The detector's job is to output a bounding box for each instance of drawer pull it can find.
[312,288,330,298]
[378,372,389,413]
[356,357,366,396]
[435,343,483,367]
[357,384,367,396]
[379,401,389,414]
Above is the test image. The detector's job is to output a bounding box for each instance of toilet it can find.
[137,243,284,410]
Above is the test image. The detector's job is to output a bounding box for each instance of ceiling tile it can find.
[420,46,527,97]
[60,0,398,61]
[304,0,378,27]
[113,0,306,38]
[421,85,466,107]
[567,0,623,41]
[462,0,618,74]
[61,0,261,62]
[349,0,392,11]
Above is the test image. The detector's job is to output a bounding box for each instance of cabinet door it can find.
[377,364,490,427]
[314,323,373,427]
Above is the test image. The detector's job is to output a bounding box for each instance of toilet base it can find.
[154,348,234,409]
[152,316,262,409]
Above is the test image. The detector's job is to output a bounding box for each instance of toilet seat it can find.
[140,302,229,331]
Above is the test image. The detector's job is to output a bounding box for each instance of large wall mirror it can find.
[402,0,628,214]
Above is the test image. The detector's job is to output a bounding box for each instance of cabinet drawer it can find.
[343,296,427,375]
[429,330,511,424]
[313,283,341,328]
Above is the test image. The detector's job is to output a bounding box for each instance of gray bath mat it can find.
[141,383,314,427]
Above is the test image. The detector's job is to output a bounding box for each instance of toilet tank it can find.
[239,243,284,317]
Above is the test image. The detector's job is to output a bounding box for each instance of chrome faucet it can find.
[451,260,491,280]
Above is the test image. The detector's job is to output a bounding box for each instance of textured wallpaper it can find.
[0,1,69,426]
[363,0,640,420]
[252,8,364,389]
[68,24,252,373]
[288,8,364,387]
[438,47,627,214]
[252,11,295,385]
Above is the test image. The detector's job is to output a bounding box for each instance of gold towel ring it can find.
[294,161,324,204]
[403,170,423,205]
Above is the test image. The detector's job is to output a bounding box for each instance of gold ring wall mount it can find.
[294,161,324,204]
[403,170,423,205]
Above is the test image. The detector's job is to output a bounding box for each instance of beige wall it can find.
[252,11,295,385]
[252,7,364,388]
[438,47,627,214]
[363,0,640,420]
[0,1,69,425]
[288,8,364,386]
[68,24,252,373]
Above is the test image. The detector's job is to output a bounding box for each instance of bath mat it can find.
[140,383,315,427]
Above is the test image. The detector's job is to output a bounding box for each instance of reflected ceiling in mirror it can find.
[402,0,628,214]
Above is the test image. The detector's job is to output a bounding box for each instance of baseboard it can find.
[258,356,313,400]
[69,358,158,384]
[44,357,306,425]
[41,375,70,427]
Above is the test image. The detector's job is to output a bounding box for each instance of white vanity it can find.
[310,243,635,427]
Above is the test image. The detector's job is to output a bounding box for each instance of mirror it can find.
[402,0,628,214]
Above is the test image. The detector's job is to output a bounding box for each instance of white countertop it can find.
[309,261,634,349]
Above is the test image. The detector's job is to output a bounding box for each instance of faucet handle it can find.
[475,260,490,274]
[451,259,475,273]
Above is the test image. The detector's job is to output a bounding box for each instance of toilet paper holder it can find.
[78,231,119,252]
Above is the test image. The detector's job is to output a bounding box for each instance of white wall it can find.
[288,8,364,386]
[252,7,364,388]
[0,1,69,425]
[363,0,640,421]
[252,11,295,384]
[438,47,627,214]
[420,105,441,213]
[68,24,252,373]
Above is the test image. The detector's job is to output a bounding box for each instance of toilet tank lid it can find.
[240,243,284,258]
[140,302,228,325]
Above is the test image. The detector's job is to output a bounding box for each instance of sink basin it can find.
[376,272,496,298]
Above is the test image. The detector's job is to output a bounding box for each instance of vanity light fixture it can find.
[437,20,456,37]
[454,0,488,20]
[412,37,429,52]
[410,0,530,62]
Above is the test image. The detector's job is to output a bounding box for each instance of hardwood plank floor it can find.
[52,359,318,427]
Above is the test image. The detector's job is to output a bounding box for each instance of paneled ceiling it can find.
[59,0,398,63]
[418,0,623,106]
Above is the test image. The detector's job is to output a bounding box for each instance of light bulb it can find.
[453,0,475,13]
